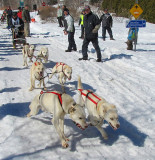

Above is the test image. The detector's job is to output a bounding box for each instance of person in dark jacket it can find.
[78,9,85,39]
[100,9,114,41]
[6,6,12,28]
[22,5,31,37]
[63,9,77,52]
[79,6,102,62]
[9,12,24,37]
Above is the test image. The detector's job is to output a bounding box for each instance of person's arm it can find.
[92,14,101,33]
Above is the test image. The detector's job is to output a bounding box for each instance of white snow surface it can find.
[0,12,155,160]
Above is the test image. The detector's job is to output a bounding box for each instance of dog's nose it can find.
[116,124,120,128]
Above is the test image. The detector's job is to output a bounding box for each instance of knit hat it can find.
[84,5,90,10]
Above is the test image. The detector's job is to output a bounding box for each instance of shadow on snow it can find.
[0,87,21,93]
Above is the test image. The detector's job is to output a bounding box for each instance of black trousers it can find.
[102,26,113,39]
[57,17,63,27]
[82,37,101,59]
[68,32,76,51]
[81,25,84,37]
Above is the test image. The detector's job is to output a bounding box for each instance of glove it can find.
[92,24,101,33]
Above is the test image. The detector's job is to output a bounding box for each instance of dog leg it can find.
[27,97,41,117]
[29,78,35,91]
[59,117,69,142]
[52,117,69,148]
[95,125,108,140]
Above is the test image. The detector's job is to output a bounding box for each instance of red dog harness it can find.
[56,62,66,69]
[40,91,62,105]
[78,89,101,106]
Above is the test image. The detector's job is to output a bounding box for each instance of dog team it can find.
[23,43,120,148]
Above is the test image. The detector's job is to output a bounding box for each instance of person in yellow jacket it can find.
[78,10,85,39]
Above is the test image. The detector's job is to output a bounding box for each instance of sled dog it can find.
[77,76,120,139]
[37,47,49,63]
[22,43,35,66]
[27,91,88,148]
[49,62,72,92]
[29,61,46,91]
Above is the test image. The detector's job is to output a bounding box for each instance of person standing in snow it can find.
[78,9,85,39]
[62,5,69,28]
[100,9,114,41]
[79,5,102,62]
[63,9,77,52]
[17,7,23,20]
[6,6,12,28]
[57,6,63,27]
[22,5,31,37]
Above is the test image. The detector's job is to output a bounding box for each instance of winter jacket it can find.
[100,13,113,28]
[83,11,100,39]
[6,9,12,19]
[64,14,75,32]
[22,9,31,23]
[17,11,22,19]
[79,14,84,26]
[9,17,24,30]
[57,8,63,18]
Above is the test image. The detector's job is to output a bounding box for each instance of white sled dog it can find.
[49,62,72,92]
[77,76,120,139]
[22,43,35,66]
[37,47,49,63]
[29,61,46,91]
[27,91,88,148]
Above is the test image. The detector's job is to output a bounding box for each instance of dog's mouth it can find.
[73,122,87,130]
[109,122,119,130]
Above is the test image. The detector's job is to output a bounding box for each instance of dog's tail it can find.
[77,76,83,90]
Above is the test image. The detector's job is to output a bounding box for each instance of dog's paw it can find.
[43,87,47,91]
[65,138,69,142]
[29,88,33,91]
[103,135,108,140]
[62,141,69,148]
[27,113,31,117]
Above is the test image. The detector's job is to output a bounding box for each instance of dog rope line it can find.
[78,89,101,106]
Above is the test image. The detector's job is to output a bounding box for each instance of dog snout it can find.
[116,124,120,129]
[68,76,71,80]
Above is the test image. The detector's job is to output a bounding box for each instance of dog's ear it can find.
[68,106,76,114]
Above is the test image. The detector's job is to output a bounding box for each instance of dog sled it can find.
[11,24,26,48]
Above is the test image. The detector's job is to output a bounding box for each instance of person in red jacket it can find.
[17,7,22,19]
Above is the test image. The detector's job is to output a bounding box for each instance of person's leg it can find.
[107,27,114,39]
[102,27,106,40]
[68,32,76,51]
[60,17,63,27]
[57,17,61,26]
[81,25,84,38]
[24,22,30,37]
[92,38,101,60]
[81,38,90,59]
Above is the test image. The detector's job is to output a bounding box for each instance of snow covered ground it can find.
[0,11,155,160]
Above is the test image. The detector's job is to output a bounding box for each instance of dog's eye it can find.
[79,117,82,120]
[110,118,114,121]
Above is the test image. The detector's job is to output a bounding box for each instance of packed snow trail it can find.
[0,14,155,160]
